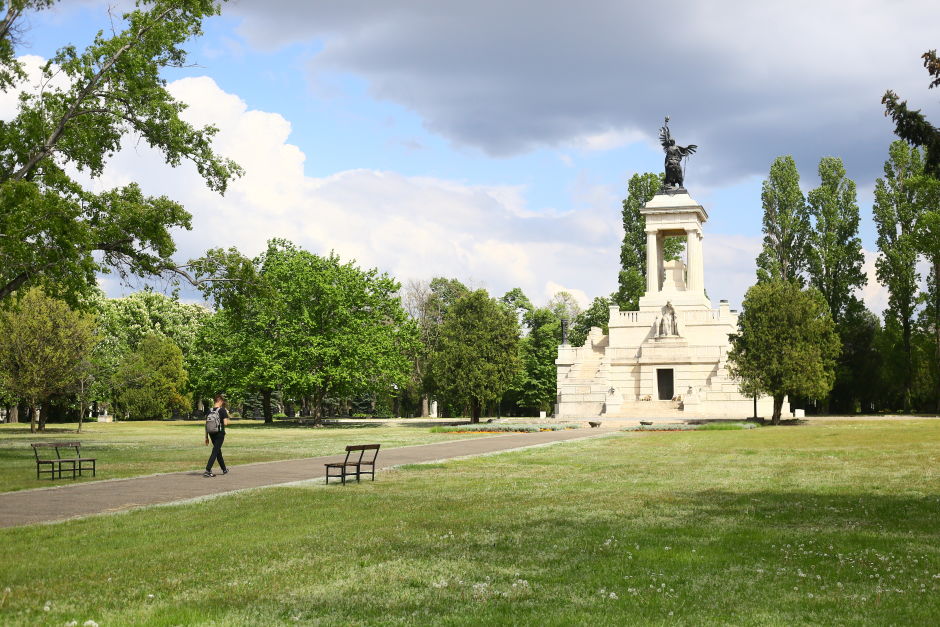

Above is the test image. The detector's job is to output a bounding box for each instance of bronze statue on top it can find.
[659,116,697,193]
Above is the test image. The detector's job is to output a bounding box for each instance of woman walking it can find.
[204,394,230,477]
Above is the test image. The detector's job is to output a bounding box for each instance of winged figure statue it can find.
[659,116,697,191]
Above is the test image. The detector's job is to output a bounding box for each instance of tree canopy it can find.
[0,0,241,305]
[756,156,810,284]
[0,287,99,431]
[806,157,866,323]
[883,50,940,177]
[429,289,520,422]
[193,239,417,422]
[727,281,840,424]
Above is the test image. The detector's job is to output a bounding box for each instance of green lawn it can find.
[0,419,490,493]
[1,419,939,625]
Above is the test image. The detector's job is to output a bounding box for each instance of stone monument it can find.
[554,122,774,419]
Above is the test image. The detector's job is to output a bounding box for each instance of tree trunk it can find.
[77,399,85,434]
[29,404,37,433]
[934,258,940,413]
[470,398,481,424]
[421,395,429,417]
[5,404,17,424]
[771,394,784,426]
[261,389,273,424]
[902,318,913,412]
[38,403,49,431]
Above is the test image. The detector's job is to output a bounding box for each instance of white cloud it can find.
[60,75,895,316]
[860,249,889,316]
[85,76,621,305]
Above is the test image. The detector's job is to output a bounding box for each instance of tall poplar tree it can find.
[616,172,683,309]
[873,141,925,411]
[756,156,810,284]
[806,157,866,322]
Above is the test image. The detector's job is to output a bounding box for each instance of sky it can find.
[13,0,940,312]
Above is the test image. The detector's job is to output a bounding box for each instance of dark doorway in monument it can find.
[657,369,674,400]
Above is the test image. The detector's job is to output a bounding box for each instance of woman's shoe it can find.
[203,471,216,477]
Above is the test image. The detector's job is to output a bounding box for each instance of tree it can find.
[727,281,840,425]
[547,291,581,322]
[513,306,561,413]
[883,50,940,177]
[616,172,683,309]
[568,295,611,347]
[194,240,416,423]
[94,289,210,409]
[806,157,866,322]
[913,183,940,411]
[0,288,99,431]
[112,332,190,420]
[873,141,925,411]
[403,277,470,416]
[829,300,883,414]
[0,0,241,305]
[429,290,520,422]
[756,156,810,284]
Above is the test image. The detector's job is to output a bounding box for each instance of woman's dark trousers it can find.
[206,431,227,472]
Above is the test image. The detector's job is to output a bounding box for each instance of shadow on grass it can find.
[0,427,81,435]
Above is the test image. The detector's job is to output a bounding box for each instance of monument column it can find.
[645,229,658,294]
[686,227,704,294]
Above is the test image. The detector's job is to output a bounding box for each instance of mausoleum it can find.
[554,189,775,419]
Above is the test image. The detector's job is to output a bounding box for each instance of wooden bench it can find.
[325,444,380,485]
[31,442,96,480]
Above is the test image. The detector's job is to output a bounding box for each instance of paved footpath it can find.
[0,427,618,528]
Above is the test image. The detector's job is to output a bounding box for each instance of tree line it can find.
[1,3,937,429]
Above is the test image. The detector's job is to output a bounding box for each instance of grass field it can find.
[0,420,489,493]
[1,419,939,625]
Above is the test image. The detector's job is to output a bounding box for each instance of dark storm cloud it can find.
[229,0,940,185]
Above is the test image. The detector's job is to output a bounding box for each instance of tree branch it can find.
[9,6,175,182]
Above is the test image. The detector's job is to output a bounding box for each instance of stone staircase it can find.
[605,399,684,418]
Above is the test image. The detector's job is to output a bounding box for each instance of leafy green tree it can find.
[569,295,611,347]
[883,50,940,177]
[873,141,926,411]
[0,288,99,431]
[616,172,683,309]
[756,156,810,284]
[429,290,520,422]
[194,240,416,423]
[399,277,473,416]
[913,185,940,411]
[727,281,840,425]
[806,157,866,322]
[829,300,883,414]
[94,289,209,406]
[514,307,561,413]
[112,332,190,420]
[0,0,241,305]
